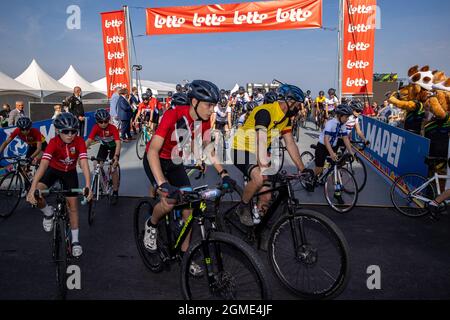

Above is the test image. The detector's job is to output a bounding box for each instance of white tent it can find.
[91,77,107,92]
[91,77,176,96]
[58,65,105,94]
[15,59,72,98]
[0,70,39,95]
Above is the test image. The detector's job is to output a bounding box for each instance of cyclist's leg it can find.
[314,143,328,177]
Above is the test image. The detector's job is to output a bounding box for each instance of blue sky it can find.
[0,0,449,95]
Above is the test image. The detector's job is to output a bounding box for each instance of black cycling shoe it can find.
[111,191,119,206]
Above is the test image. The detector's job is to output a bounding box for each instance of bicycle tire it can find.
[0,171,24,218]
[88,175,99,226]
[54,217,68,300]
[346,155,367,193]
[390,173,435,217]
[181,231,271,300]
[133,200,164,273]
[136,131,146,160]
[268,208,350,299]
[324,167,358,213]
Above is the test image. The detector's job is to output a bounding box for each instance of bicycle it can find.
[0,156,37,218]
[215,170,350,299]
[34,187,88,300]
[133,180,271,300]
[136,120,153,160]
[390,157,450,218]
[300,146,359,213]
[87,156,121,225]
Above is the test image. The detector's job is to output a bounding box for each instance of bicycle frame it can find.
[409,173,450,203]
[91,161,113,201]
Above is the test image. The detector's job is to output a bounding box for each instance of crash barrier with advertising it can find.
[0,111,96,175]
[29,102,109,122]
[353,116,431,183]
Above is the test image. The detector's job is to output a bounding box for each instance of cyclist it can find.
[211,96,232,148]
[304,90,313,119]
[236,86,251,113]
[175,84,183,94]
[26,113,93,258]
[335,100,370,149]
[231,84,307,226]
[237,101,258,128]
[314,90,327,126]
[312,104,355,178]
[252,88,265,106]
[135,92,163,132]
[0,117,47,164]
[169,92,190,109]
[85,109,121,205]
[165,91,173,111]
[143,80,236,275]
[325,88,339,119]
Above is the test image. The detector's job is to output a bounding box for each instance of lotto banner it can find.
[146,0,322,36]
[101,10,130,98]
[342,0,376,95]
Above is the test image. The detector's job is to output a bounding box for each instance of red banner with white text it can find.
[101,10,130,98]
[146,0,322,36]
[342,0,376,95]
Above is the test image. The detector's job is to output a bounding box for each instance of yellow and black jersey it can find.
[232,102,291,153]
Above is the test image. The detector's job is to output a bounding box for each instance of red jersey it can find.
[88,124,120,147]
[42,135,87,172]
[138,97,162,113]
[145,105,211,159]
[10,128,45,146]
[165,97,172,110]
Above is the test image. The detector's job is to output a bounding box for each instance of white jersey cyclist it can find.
[325,95,339,112]
[344,114,359,134]
[214,104,231,124]
[319,117,348,147]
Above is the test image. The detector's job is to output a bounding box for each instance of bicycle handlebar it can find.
[34,188,90,205]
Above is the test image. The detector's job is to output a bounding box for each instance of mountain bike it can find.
[300,145,359,213]
[136,120,153,160]
[133,182,271,300]
[0,156,37,218]
[215,170,350,299]
[34,187,88,300]
[87,156,121,225]
[390,157,450,218]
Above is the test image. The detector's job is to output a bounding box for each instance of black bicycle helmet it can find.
[94,108,110,122]
[219,96,228,107]
[350,100,364,112]
[167,91,173,97]
[141,93,150,101]
[238,86,245,94]
[276,84,305,102]
[16,117,32,130]
[246,101,258,112]
[319,90,325,96]
[264,91,278,104]
[187,80,220,104]
[172,92,190,106]
[53,112,79,130]
[328,88,336,96]
[176,84,182,92]
[335,104,353,116]
[306,90,311,95]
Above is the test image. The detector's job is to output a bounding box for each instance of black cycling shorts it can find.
[97,144,115,161]
[143,156,191,189]
[152,110,160,124]
[215,122,227,132]
[40,167,79,197]
[314,142,331,168]
[232,149,258,178]
[26,142,47,159]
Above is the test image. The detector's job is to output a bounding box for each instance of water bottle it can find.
[252,203,261,225]
[201,189,221,201]
[335,183,342,196]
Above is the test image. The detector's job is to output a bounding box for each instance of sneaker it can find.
[43,214,54,232]
[144,220,158,252]
[189,261,205,277]
[236,204,254,227]
[72,242,83,258]
[111,191,119,206]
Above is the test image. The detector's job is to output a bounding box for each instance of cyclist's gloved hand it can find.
[159,182,181,200]
[222,175,237,190]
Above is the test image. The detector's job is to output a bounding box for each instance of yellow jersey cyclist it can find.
[314,90,327,121]
[231,84,307,227]
[143,80,236,276]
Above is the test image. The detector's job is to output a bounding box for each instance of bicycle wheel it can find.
[54,217,68,300]
[390,173,435,217]
[136,131,146,160]
[345,155,367,193]
[88,175,99,226]
[181,232,271,300]
[133,200,164,272]
[324,167,358,213]
[268,208,349,299]
[0,171,24,218]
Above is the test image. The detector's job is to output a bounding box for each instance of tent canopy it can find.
[92,77,176,96]
[15,59,72,96]
[58,65,104,94]
[0,70,39,96]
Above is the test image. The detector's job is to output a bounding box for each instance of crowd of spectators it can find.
[361,99,405,128]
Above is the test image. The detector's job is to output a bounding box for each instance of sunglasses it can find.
[61,129,78,136]
[97,120,109,124]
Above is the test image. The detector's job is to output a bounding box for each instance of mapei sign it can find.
[356,116,430,180]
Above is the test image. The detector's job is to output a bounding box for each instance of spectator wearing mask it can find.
[8,101,26,127]
[0,103,11,128]
[109,87,121,129]
[117,88,133,142]
[65,86,86,136]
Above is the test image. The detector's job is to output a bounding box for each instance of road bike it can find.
[136,120,153,160]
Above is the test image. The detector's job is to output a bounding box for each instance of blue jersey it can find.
[319,118,348,147]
